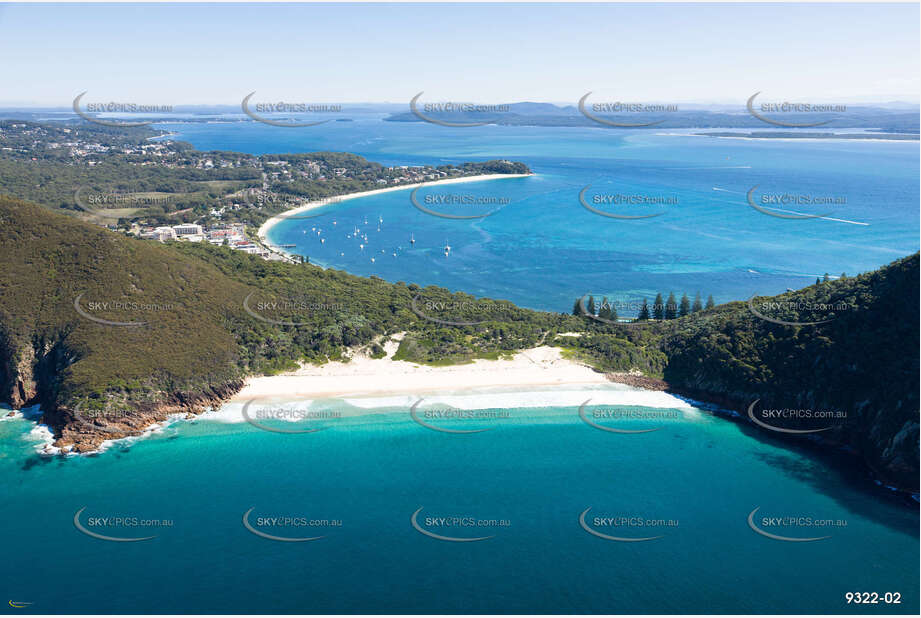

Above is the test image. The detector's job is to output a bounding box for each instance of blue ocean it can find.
[165,115,917,313]
[1,386,918,614]
[1,118,917,614]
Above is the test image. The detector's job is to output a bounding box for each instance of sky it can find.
[0,2,918,106]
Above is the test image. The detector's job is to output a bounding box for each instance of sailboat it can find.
[410,233,415,245]
[443,240,451,257]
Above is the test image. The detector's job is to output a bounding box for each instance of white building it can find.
[173,223,203,236]
[152,227,177,241]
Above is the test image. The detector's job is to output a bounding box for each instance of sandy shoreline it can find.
[232,337,607,402]
[659,131,918,143]
[23,340,677,457]
[256,172,532,248]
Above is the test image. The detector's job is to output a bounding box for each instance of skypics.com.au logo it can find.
[71,405,137,435]
[242,292,358,327]
[410,293,517,326]
[579,185,678,220]
[410,398,509,434]
[410,187,512,219]
[746,92,846,128]
[73,507,173,542]
[410,507,510,542]
[410,92,510,127]
[242,507,342,542]
[73,293,174,328]
[747,295,852,327]
[74,186,174,219]
[241,92,343,127]
[745,186,849,221]
[240,400,341,435]
[73,92,173,127]
[578,93,678,127]
[746,400,847,434]
[747,507,845,542]
[579,507,678,542]
[578,400,681,434]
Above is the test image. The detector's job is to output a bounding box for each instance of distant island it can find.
[698,131,919,140]
[2,101,918,132]
[384,101,920,132]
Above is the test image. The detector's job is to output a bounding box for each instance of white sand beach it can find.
[232,336,607,401]
[256,172,532,243]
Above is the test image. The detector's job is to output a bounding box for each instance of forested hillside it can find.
[0,194,916,490]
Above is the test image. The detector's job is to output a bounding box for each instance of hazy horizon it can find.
[1,2,917,106]
[2,98,920,108]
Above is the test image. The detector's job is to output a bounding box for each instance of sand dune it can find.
[233,336,607,401]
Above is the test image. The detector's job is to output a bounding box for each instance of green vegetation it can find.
[652,293,664,320]
[557,258,919,490]
[0,120,531,231]
[692,293,703,313]
[0,119,259,225]
[0,195,652,420]
[655,254,919,488]
[0,155,916,488]
[576,291,711,323]
[638,299,650,321]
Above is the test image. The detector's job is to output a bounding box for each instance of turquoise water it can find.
[160,117,919,314]
[1,120,916,614]
[1,390,917,614]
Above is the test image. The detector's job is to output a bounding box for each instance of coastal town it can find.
[133,221,281,255]
[0,119,528,263]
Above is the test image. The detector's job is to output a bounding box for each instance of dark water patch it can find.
[20,455,52,471]
[730,418,920,521]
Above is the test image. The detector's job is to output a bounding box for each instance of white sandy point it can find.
[257,173,533,250]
